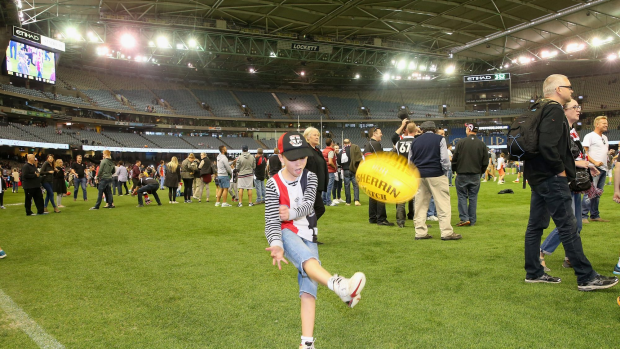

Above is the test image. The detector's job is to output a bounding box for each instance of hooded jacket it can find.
[236,152,256,176]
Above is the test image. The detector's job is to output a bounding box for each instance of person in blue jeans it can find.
[11,168,19,193]
[581,116,609,223]
[426,197,437,220]
[40,154,60,213]
[71,155,88,201]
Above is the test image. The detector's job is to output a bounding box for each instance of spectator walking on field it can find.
[451,122,489,227]
[254,148,268,204]
[23,154,45,216]
[181,154,198,203]
[40,154,59,213]
[71,154,87,201]
[364,127,393,226]
[130,160,142,192]
[215,146,233,207]
[11,168,19,193]
[194,153,213,203]
[523,74,617,291]
[267,148,282,178]
[164,157,181,204]
[116,161,129,196]
[342,139,363,207]
[304,127,328,221]
[236,145,256,207]
[322,138,338,207]
[581,115,610,223]
[157,160,167,190]
[53,159,67,208]
[90,150,115,210]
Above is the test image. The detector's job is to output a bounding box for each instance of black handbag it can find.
[569,167,592,192]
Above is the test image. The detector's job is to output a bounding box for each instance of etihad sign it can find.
[12,26,65,52]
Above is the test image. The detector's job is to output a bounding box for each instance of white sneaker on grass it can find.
[215,202,221,207]
[332,272,366,308]
[329,202,338,206]
[221,203,232,207]
[427,216,439,221]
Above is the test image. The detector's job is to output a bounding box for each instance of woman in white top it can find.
[11,168,20,193]
[496,153,505,184]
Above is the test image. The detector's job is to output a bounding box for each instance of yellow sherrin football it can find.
[355,152,420,204]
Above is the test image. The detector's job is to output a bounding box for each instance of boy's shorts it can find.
[282,228,320,299]
[499,169,505,176]
[217,176,230,189]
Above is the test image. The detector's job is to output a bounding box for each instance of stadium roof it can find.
[5,0,620,86]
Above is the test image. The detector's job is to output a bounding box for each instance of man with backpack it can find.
[520,74,617,291]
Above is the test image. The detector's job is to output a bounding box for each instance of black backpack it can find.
[507,98,560,161]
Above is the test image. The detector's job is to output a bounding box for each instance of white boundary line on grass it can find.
[3,203,24,206]
[0,289,65,349]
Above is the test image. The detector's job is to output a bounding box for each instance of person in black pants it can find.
[136,174,162,207]
[22,154,45,216]
[523,74,617,291]
[363,127,393,226]
[303,127,327,221]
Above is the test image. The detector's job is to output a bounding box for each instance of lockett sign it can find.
[291,43,320,52]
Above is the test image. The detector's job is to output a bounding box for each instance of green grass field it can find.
[1,173,619,348]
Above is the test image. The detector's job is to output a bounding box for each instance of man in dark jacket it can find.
[343,139,363,206]
[254,148,268,204]
[136,173,162,207]
[194,153,212,203]
[267,148,282,178]
[363,127,393,226]
[451,122,489,227]
[131,160,141,191]
[304,127,328,221]
[23,154,45,216]
[91,150,115,210]
[523,74,617,291]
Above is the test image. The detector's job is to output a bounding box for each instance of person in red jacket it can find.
[321,138,338,207]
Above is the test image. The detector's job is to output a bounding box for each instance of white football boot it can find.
[332,272,366,308]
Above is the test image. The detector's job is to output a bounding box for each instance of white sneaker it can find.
[427,216,439,221]
[481,179,487,182]
[0,206,5,209]
[237,203,243,207]
[300,341,316,349]
[329,202,338,206]
[494,177,498,182]
[221,203,232,207]
[332,272,366,308]
[215,202,221,207]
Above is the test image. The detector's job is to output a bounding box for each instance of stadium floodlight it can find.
[96,47,108,56]
[270,52,277,57]
[445,65,455,74]
[135,56,142,62]
[419,65,426,71]
[176,43,185,50]
[188,39,197,48]
[504,64,510,68]
[249,68,256,73]
[395,75,402,80]
[121,54,125,58]
[66,27,78,39]
[429,65,437,72]
[592,36,613,46]
[354,73,360,79]
[382,73,391,81]
[157,36,169,48]
[300,71,305,76]
[148,41,155,47]
[120,34,136,48]
[565,43,585,53]
[608,53,618,61]
[540,50,558,59]
[397,60,407,70]
[518,56,531,64]
[408,61,416,70]
[87,32,99,43]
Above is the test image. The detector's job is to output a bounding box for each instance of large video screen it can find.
[5,40,55,84]
[464,73,510,104]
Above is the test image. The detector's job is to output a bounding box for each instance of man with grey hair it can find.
[409,121,459,240]
[523,74,617,291]
[581,115,609,223]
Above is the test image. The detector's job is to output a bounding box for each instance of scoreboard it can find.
[463,73,511,104]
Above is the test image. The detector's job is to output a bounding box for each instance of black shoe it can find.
[578,274,619,291]
[377,221,395,226]
[397,223,404,228]
[441,234,462,240]
[525,273,561,284]
[316,241,324,245]
[369,221,377,224]
[562,259,573,269]
[136,204,144,208]
[415,234,433,240]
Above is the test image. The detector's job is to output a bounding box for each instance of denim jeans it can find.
[137,184,161,205]
[112,177,118,195]
[74,177,87,200]
[581,169,606,219]
[426,197,436,217]
[118,181,129,195]
[525,176,596,283]
[343,170,359,204]
[93,178,113,209]
[447,169,453,186]
[254,179,266,202]
[42,182,56,208]
[322,173,335,205]
[12,182,18,192]
[160,177,165,190]
[541,192,583,255]
[332,178,342,200]
[282,228,320,298]
[455,174,481,224]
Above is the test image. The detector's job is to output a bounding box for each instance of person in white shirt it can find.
[496,153,505,184]
[581,115,609,223]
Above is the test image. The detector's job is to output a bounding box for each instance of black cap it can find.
[277,132,314,160]
[242,145,249,152]
[464,122,479,132]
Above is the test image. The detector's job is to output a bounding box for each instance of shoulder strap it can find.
[300,169,308,194]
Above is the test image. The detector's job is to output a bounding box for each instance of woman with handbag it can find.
[540,99,598,270]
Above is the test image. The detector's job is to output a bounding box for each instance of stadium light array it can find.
[120,34,136,48]
[300,71,306,76]
[518,56,531,64]
[429,64,437,72]
[592,36,613,46]
[419,65,426,71]
[565,43,585,53]
[96,47,108,56]
[408,61,416,70]
[176,43,185,50]
[66,27,79,39]
[445,65,455,74]
[540,50,558,59]
[397,60,407,70]
[249,68,256,73]
[504,64,510,68]
[188,39,197,48]
[156,36,170,48]
[382,73,391,81]
[87,32,99,43]
[354,73,360,79]
[608,53,618,60]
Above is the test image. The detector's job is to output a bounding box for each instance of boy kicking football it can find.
[265,132,366,349]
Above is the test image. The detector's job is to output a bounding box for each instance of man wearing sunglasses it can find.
[581,115,610,223]
[523,74,617,291]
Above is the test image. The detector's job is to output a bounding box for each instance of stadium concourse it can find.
[4,0,620,347]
